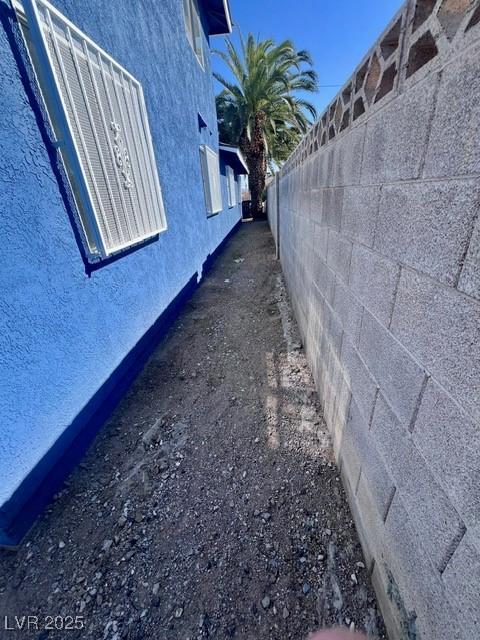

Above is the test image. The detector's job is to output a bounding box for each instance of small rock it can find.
[302,583,311,595]
[58,541,65,549]
[282,607,290,619]
[152,583,160,596]
[174,606,183,618]
[356,561,365,569]
[142,418,164,449]
[261,596,271,610]
[158,459,170,472]
[261,512,271,522]
[134,511,143,524]
[351,573,358,585]
[200,613,210,629]
[324,528,332,536]
[117,516,127,528]
[102,539,113,552]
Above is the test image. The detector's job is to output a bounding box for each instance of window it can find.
[226,165,236,207]
[18,0,167,260]
[183,0,204,68]
[199,145,222,215]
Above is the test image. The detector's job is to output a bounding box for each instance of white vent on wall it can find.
[226,165,236,207]
[21,0,167,258]
[199,145,222,215]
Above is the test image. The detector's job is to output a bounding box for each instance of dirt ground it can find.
[0,221,386,640]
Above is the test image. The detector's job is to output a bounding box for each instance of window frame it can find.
[183,0,204,70]
[16,0,167,262]
[199,145,222,215]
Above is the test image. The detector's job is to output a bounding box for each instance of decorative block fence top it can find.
[281,0,480,176]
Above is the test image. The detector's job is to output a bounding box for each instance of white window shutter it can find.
[227,166,232,206]
[227,166,236,207]
[183,0,193,50]
[183,0,203,67]
[23,0,167,257]
[200,145,222,214]
[231,167,234,206]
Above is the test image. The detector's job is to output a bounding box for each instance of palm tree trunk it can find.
[240,114,267,219]
[248,157,266,219]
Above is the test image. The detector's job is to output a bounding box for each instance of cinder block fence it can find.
[267,1,480,638]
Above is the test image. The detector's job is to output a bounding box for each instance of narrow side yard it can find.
[0,222,385,640]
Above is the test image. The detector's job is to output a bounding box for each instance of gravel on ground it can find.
[0,221,386,640]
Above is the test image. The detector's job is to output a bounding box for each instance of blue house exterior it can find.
[0,0,247,545]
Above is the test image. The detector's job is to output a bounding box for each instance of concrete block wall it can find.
[267,1,480,638]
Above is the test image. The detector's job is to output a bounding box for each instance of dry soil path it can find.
[0,221,386,640]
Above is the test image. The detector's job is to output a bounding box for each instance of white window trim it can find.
[183,0,204,70]
[16,0,167,260]
[200,145,222,215]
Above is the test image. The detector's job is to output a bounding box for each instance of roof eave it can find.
[219,145,249,174]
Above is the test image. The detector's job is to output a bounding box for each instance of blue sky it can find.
[212,0,404,118]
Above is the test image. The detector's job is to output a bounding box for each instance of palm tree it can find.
[214,34,318,218]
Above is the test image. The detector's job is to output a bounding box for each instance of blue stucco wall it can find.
[0,0,242,537]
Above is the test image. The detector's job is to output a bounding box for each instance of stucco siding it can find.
[0,0,241,523]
